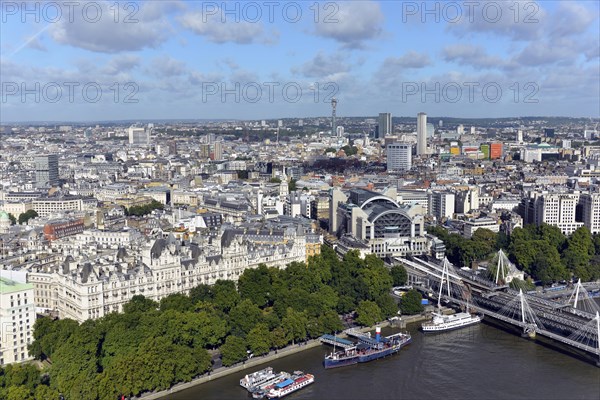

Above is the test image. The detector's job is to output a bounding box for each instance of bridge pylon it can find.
[518,289,536,338]
[492,249,523,285]
[495,289,544,337]
[596,311,600,367]
[566,279,600,314]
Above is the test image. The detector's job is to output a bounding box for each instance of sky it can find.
[0,0,599,122]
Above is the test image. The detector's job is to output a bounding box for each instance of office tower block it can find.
[378,113,392,137]
[417,112,427,155]
[34,154,59,188]
[387,143,412,172]
[213,141,223,161]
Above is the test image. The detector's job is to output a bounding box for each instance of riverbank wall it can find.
[140,317,426,399]
[139,338,321,399]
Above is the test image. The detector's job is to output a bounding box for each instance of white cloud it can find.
[313,1,384,48]
[49,2,172,53]
[101,55,140,75]
[179,9,270,44]
[26,36,46,52]
[443,44,504,69]
[149,56,187,78]
[372,52,432,90]
[446,0,546,41]
[383,51,432,69]
[549,2,597,39]
[294,52,351,79]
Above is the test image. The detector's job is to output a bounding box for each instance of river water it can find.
[167,322,600,400]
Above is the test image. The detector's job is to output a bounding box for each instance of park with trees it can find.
[124,200,164,217]
[4,247,414,400]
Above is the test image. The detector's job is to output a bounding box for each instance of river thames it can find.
[167,322,600,400]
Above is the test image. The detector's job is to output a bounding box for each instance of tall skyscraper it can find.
[213,141,223,161]
[387,143,412,172]
[199,144,211,159]
[417,112,427,156]
[34,154,59,188]
[331,98,338,137]
[378,113,392,138]
[426,123,435,138]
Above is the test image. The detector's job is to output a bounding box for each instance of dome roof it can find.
[0,211,9,221]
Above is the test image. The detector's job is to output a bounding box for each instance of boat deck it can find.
[320,334,355,349]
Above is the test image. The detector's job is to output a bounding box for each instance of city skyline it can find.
[1,1,599,122]
[2,1,600,395]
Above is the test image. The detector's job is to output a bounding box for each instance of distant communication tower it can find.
[331,98,338,137]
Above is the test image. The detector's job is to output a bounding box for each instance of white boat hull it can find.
[422,313,483,333]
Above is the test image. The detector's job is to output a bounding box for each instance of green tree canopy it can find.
[220,336,247,367]
[562,226,594,273]
[270,327,288,349]
[376,294,399,318]
[212,280,240,313]
[238,264,273,307]
[247,324,272,356]
[340,145,358,156]
[122,295,158,314]
[532,242,568,285]
[18,210,38,224]
[355,300,382,327]
[390,265,408,286]
[400,290,423,315]
[159,293,194,312]
[359,255,393,301]
[281,308,308,343]
[125,200,164,217]
[189,284,213,304]
[28,317,79,360]
[288,178,297,192]
[229,299,263,336]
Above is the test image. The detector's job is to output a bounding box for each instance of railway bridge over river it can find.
[395,252,600,366]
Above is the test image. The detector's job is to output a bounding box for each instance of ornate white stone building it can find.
[24,227,307,323]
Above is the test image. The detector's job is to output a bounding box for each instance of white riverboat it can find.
[240,367,277,390]
[264,371,314,399]
[422,258,483,333]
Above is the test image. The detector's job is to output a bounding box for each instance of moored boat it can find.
[240,367,276,390]
[249,372,291,394]
[323,327,411,368]
[264,371,314,399]
[421,258,483,333]
[421,311,483,332]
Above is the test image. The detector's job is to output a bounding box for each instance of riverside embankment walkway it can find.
[139,339,321,399]
[139,318,426,399]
